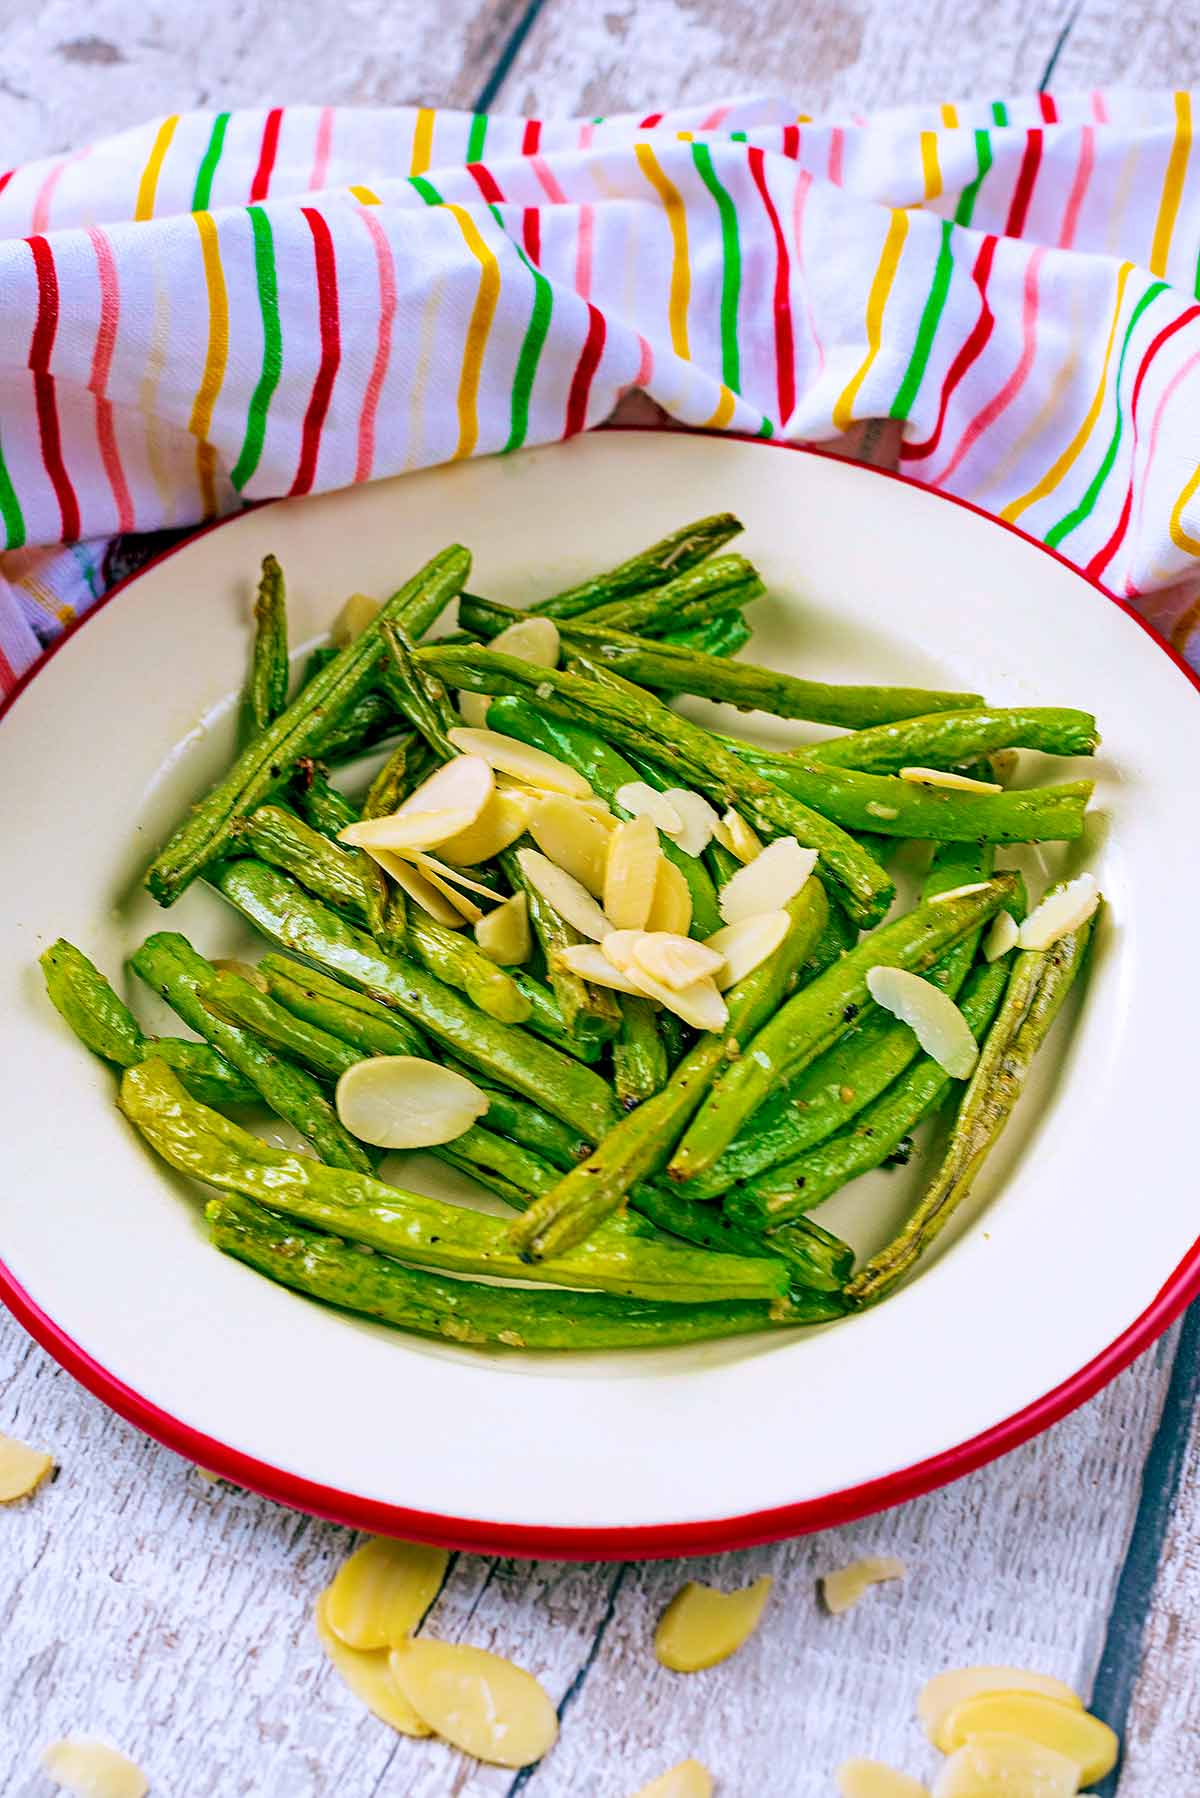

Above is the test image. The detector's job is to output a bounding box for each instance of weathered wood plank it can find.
[1050,0,1200,93]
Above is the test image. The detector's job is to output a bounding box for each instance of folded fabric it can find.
[2,89,1200,692]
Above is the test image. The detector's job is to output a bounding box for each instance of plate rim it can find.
[3,429,1198,1561]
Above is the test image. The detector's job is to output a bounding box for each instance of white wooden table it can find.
[3,4,1199,1793]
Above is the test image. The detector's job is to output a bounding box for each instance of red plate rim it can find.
[3,430,1198,1561]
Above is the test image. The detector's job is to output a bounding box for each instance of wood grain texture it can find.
[1050,0,1200,92]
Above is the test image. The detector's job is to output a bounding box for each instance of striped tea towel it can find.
[2,89,1200,693]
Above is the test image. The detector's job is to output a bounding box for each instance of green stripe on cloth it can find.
[466,113,488,162]
[890,218,955,417]
[191,112,231,211]
[230,205,283,493]
[992,101,1009,126]
[954,130,993,227]
[0,433,25,549]
[409,174,442,206]
[691,141,742,393]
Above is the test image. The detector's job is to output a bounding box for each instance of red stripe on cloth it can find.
[522,207,540,264]
[0,641,16,692]
[250,108,283,202]
[781,124,801,159]
[1086,301,1200,580]
[27,235,81,541]
[289,208,341,498]
[748,146,797,425]
[639,112,663,128]
[1004,128,1043,236]
[521,119,541,155]
[1039,93,1059,123]
[469,163,505,205]
[901,234,999,463]
[85,226,135,532]
[564,304,606,437]
[0,170,14,198]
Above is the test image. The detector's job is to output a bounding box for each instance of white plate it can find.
[2,430,1198,1558]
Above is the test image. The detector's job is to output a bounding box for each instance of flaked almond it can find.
[821,1555,906,1614]
[555,943,643,994]
[457,691,492,729]
[633,932,724,992]
[661,789,719,857]
[330,592,380,646]
[529,794,612,896]
[367,850,469,927]
[654,1575,772,1672]
[579,797,619,831]
[713,806,763,864]
[392,754,495,824]
[517,848,612,940]
[899,766,1003,794]
[837,1761,930,1798]
[211,958,269,991]
[388,1639,558,1769]
[336,1058,488,1149]
[314,1590,432,1736]
[645,858,693,936]
[343,806,480,853]
[475,892,531,966]
[490,615,561,668]
[931,1734,1079,1798]
[603,934,728,1031]
[940,1693,1117,1784]
[448,727,591,797]
[631,1760,714,1798]
[719,837,817,925]
[0,1431,54,1502]
[614,782,684,834]
[604,814,662,931]
[1017,873,1100,950]
[983,912,1020,962]
[341,757,494,852]
[410,854,504,905]
[919,1668,1084,1749]
[866,966,978,1080]
[704,912,789,991]
[324,1536,450,1650]
[929,883,993,904]
[39,1740,147,1798]
[438,789,536,865]
[866,801,899,820]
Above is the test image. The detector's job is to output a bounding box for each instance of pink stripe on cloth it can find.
[791,169,824,376]
[32,147,89,234]
[827,128,845,186]
[85,226,135,532]
[575,204,594,301]
[1124,347,1200,595]
[531,156,567,204]
[931,246,1046,489]
[353,205,397,484]
[1059,125,1095,248]
[310,107,334,189]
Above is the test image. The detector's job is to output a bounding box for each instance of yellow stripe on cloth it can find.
[635,142,691,359]
[444,204,501,461]
[350,184,381,205]
[920,130,943,200]
[1149,91,1193,277]
[1169,463,1200,558]
[940,103,959,128]
[135,115,180,221]
[832,209,909,430]
[410,108,435,178]
[189,211,230,519]
[703,384,738,429]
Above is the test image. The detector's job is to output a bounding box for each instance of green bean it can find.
[405,909,531,1025]
[506,878,830,1260]
[432,1124,655,1237]
[129,934,374,1173]
[444,1072,593,1171]
[199,969,362,1083]
[808,706,1100,773]
[146,546,469,905]
[525,514,743,621]
[846,903,1099,1305]
[39,939,257,1107]
[664,609,752,658]
[119,1062,786,1305]
[292,765,360,839]
[240,804,389,938]
[316,690,401,765]
[630,1181,852,1294]
[731,958,1011,1229]
[461,555,763,641]
[379,620,458,757]
[669,874,1018,1179]
[259,955,430,1058]
[208,860,620,1140]
[614,996,669,1110]
[246,554,289,731]
[362,738,417,819]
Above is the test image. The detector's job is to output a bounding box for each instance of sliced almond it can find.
[457,690,492,729]
[866,801,899,821]
[475,892,531,966]
[330,592,380,646]
[448,727,591,797]
[645,857,693,936]
[661,788,719,857]
[919,1668,1084,1749]
[983,912,1020,962]
[410,853,504,904]
[614,781,683,834]
[529,794,612,897]
[633,932,724,993]
[314,1591,432,1736]
[1017,873,1100,950]
[940,1693,1118,1784]
[517,847,612,940]
[388,1639,558,1769]
[367,850,468,926]
[336,1057,488,1149]
[438,789,536,865]
[931,1733,1080,1798]
[821,1555,906,1615]
[555,942,644,994]
[719,836,817,925]
[342,806,480,853]
[654,1575,772,1672]
[211,958,269,991]
[579,797,619,831]
[603,935,728,1031]
[631,1759,715,1798]
[837,1761,930,1798]
[604,814,661,931]
[865,966,979,1080]
[323,1536,450,1650]
[899,766,1003,794]
[393,754,495,824]
[704,912,789,990]
[491,614,561,667]
[39,1740,147,1798]
[0,1431,54,1502]
[928,883,993,904]
[713,806,763,864]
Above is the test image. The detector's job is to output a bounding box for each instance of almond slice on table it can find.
[836,1760,930,1798]
[604,813,661,930]
[448,726,591,797]
[633,932,725,993]
[490,614,562,667]
[821,1555,906,1615]
[323,1536,450,1651]
[365,850,470,927]
[1017,873,1100,950]
[940,1692,1118,1784]
[0,1430,54,1502]
[528,794,613,896]
[661,788,719,857]
[336,1059,488,1150]
[918,1668,1084,1749]
[314,1591,432,1737]
[630,1759,715,1798]
[899,766,1003,794]
[437,789,536,865]
[40,1740,148,1798]
[865,967,979,1080]
[719,836,817,925]
[931,1733,1080,1798]
[555,943,644,995]
[388,1639,558,1769]
[517,848,612,940]
[330,591,380,646]
[703,913,789,991]
[645,858,693,936]
[654,1576,772,1672]
[614,781,684,834]
[983,911,1020,962]
[713,806,762,864]
[475,892,531,966]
